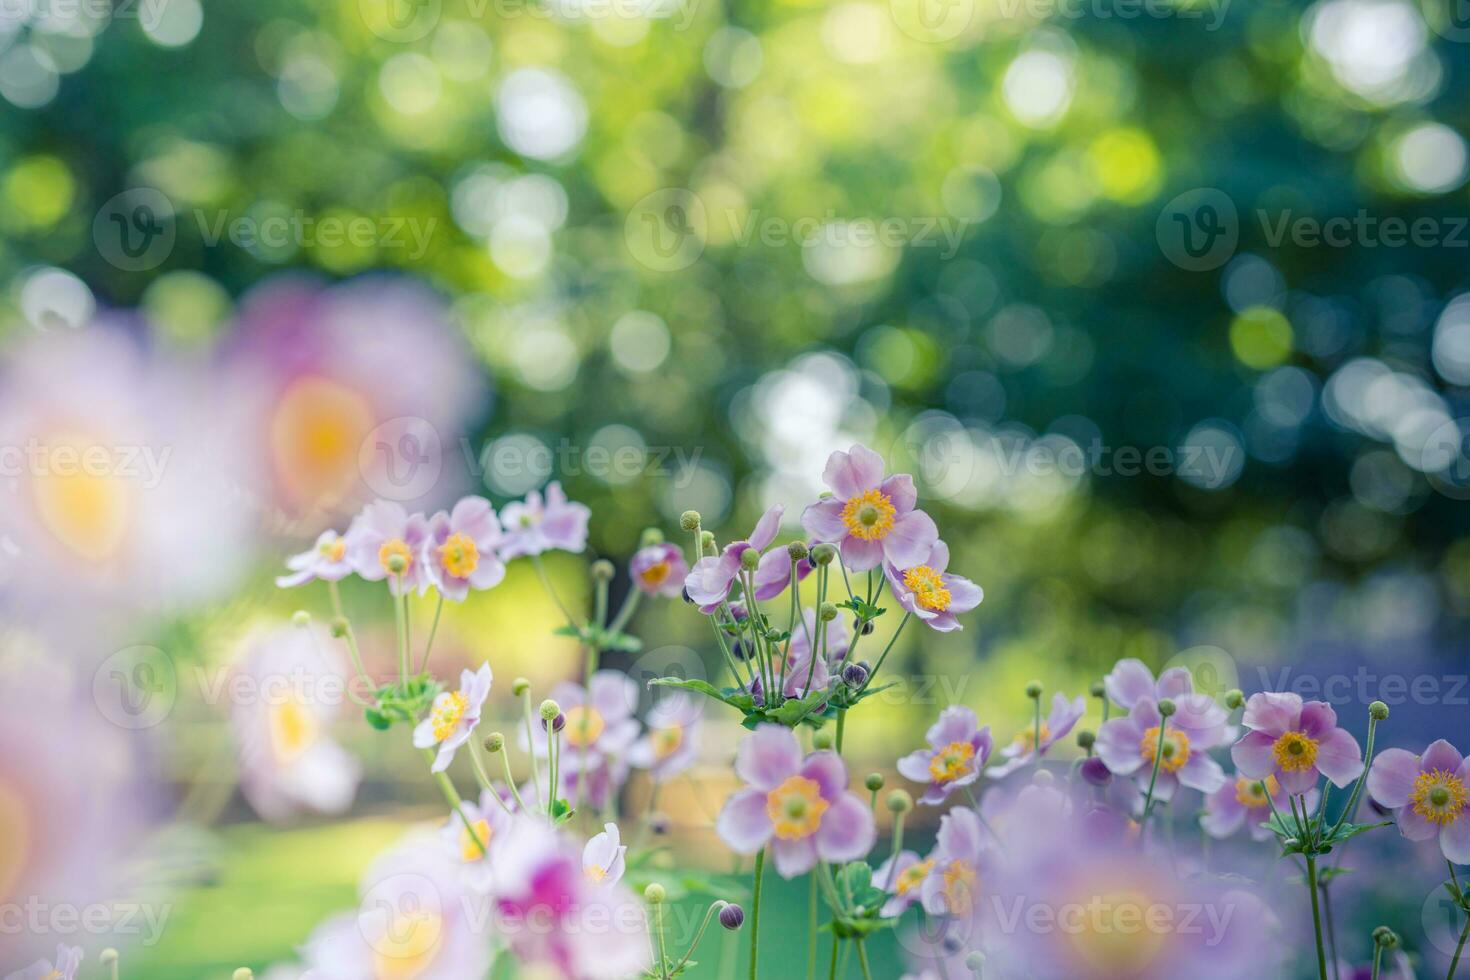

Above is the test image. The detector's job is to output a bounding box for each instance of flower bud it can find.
[819,602,839,623]
[545,712,566,733]
[812,731,834,751]
[811,543,837,566]
[787,541,809,561]
[1157,698,1177,718]
[591,559,615,581]
[484,732,505,753]
[886,789,913,814]
[1032,769,1055,786]
[234,971,254,980]
[740,547,761,571]
[330,616,349,639]
[719,902,745,930]
[857,619,875,635]
[1370,700,1390,721]
[1024,681,1043,699]
[964,952,986,974]
[1080,756,1112,786]
[649,812,671,835]
[100,950,119,966]
[1075,729,1095,750]
[1089,681,1105,698]
[291,610,311,628]
[681,586,695,604]
[1373,926,1399,948]
[864,772,885,792]
[680,510,702,532]
[512,677,531,697]
[1224,689,1245,710]
[700,531,717,557]
[644,883,666,905]
[385,552,408,575]
[640,527,665,546]
[730,640,749,661]
[842,662,869,688]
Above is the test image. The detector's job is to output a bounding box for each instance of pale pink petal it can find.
[1367,748,1422,809]
[1178,752,1226,794]
[799,751,850,801]
[748,504,785,550]
[735,724,801,790]
[880,473,917,515]
[840,534,884,572]
[897,749,934,784]
[815,794,876,863]
[1095,717,1146,775]
[1230,731,1278,778]
[801,497,848,542]
[1397,802,1438,841]
[716,788,773,853]
[1441,815,1470,863]
[925,706,978,747]
[1104,659,1156,710]
[771,836,819,878]
[1298,701,1339,739]
[1314,728,1364,787]
[1156,667,1194,700]
[1241,692,1302,738]
[824,444,885,498]
[1421,739,1465,776]
[882,510,938,569]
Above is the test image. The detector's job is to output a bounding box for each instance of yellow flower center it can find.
[896,858,935,896]
[321,536,347,562]
[431,692,468,742]
[268,698,320,765]
[1066,888,1166,975]
[1013,722,1052,754]
[902,565,952,612]
[640,560,672,587]
[928,740,977,784]
[941,860,977,916]
[378,537,414,576]
[564,706,606,749]
[1235,774,1279,807]
[271,376,374,514]
[31,432,132,563]
[1411,769,1469,826]
[766,775,829,840]
[839,489,897,541]
[1272,731,1319,773]
[459,819,491,862]
[1140,726,1191,774]
[584,863,607,882]
[652,725,683,760]
[437,532,479,579]
[371,910,443,980]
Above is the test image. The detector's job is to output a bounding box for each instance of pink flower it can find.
[5,944,81,980]
[627,693,701,780]
[682,505,786,613]
[1367,738,1470,863]
[1231,692,1364,796]
[438,787,516,893]
[499,481,590,559]
[921,807,994,919]
[344,499,432,596]
[716,725,876,878]
[425,496,507,601]
[875,849,934,918]
[1104,658,1199,711]
[1096,697,1227,801]
[582,822,627,886]
[1203,773,1316,842]
[897,706,993,805]
[801,444,938,572]
[414,664,493,773]
[629,542,688,598]
[276,528,354,588]
[883,540,983,632]
[527,672,641,767]
[988,694,1085,778]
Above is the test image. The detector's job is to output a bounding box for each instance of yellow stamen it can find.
[378,537,413,576]
[1411,769,1469,826]
[431,692,468,742]
[896,858,935,896]
[269,699,320,764]
[459,819,492,862]
[941,860,977,916]
[584,864,607,882]
[564,706,606,749]
[1139,726,1191,774]
[766,775,829,840]
[839,488,897,542]
[1013,722,1052,754]
[1272,731,1319,773]
[639,560,672,587]
[652,725,683,760]
[928,741,977,784]
[1235,775,1280,807]
[321,536,347,562]
[371,910,443,980]
[902,565,952,612]
[438,532,479,579]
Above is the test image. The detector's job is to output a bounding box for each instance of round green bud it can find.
[1075,729,1095,750]
[1157,698,1177,717]
[330,616,349,639]
[1089,681,1105,698]
[701,531,718,557]
[1373,926,1399,948]
[100,950,119,965]
[1370,700,1390,721]
[819,602,839,623]
[811,543,837,566]
[1033,769,1056,785]
[787,541,809,561]
[740,548,760,571]
[591,559,615,581]
[679,510,702,532]
[812,732,834,751]
[886,789,913,814]
[234,971,255,980]
[965,952,986,973]
[1024,681,1043,699]
[484,732,505,753]
[864,772,885,792]
[644,883,666,905]
[291,610,311,628]
[539,699,561,721]
[1224,689,1245,710]
[385,552,408,575]
[640,527,665,546]
[512,677,531,696]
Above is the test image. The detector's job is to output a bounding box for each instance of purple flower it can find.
[682,505,785,612]
[1231,692,1364,796]
[883,540,983,632]
[875,849,935,917]
[1202,773,1315,842]
[344,499,432,596]
[1096,697,1227,802]
[800,444,938,572]
[582,822,628,886]
[5,944,82,980]
[627,693,701,779]
[897,706,993,806]
[276,528,354,588]
[1367,738,1470,863]
[1104,658,1200,711]
[716,725,876,878]
[499,481,590,559]
[413,664,493,773]
[921,807,993,918]
[988,693,1085,778]
[629,542,689,598]
[425,496,507,601]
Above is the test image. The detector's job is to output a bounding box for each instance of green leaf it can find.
[650,676,744,708]
[1323,820,1393,847]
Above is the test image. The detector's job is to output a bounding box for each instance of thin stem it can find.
[425,749,486,857]
[1140,720,1169,822]
[466,737,495,793]
[493,745,528,813]
[670,902,726,975]
[807,875,818,980]
[857,611,912,694]
[1032,694,1043,769]
[1371,941,1383,980]
[522,689,544,811]
[835,710,847,754]
[1450,913,1470,980]
[1306,855,1329,980]
[327,581,375,694]
[748,848,765,980]
[886,807,907,891]
[827,937,839,980]
[394,576,409,681]
[531,554,581,628]
[652,897,669,979]
[1329,715,1379,839]
[417,592,445,673]
[608,587,642,634]
[854,938,873,980]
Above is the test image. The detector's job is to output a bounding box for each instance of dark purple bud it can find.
[748,676,764,707]
[730,640,749,661]
[543,712,567,733]
[842,663,869,688]
[719,903,745,930]
[860,621,875,635]
[649,812,671,835]
[682,587,695,605]
[1080,756,1112,786]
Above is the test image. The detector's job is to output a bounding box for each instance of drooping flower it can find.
[498,481,591,559]
[276,528,354,588]
[426,496,507,601]
[414,664,493,773]
[897,706,993,805]
[437,787,515,893]
[883,540,983,632]
[988,693,1085,778]
[875,849,936,918]
[629,542,689,598]
[1367,738,1470,862]
[682,505,785,613]
[232,623,361,823]
[1231,692,1363,796]
[716,725,876,878]
[582,822,628,885]
[1095,697,1227,801]
[1202,773,1316,842]
[801,444,938,572]
[344,499,432,596]
[4,944,82,980]
[627,693,701,780]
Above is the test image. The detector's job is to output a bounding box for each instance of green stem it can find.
[1329,714,1379,839]
[857,611,912,694]
[827,937,839,980]
[394,576,409,681]
[327,581,375,694]
[425,749,486,857]
[670,902,726,976]
[807,875,818,980]
[466,737,495,792]
[835,710,847,754]
[1451,911,1470,980]
[522,689,544,811]
[652,897,669,979]
[855,938,873,980]
[749,848,765,980]
[886,808,907,890]
[1306,855,1329,980]
[493,744,527,813]
[531,554,580,628]
[608,587,642,634]
[1371,942,1383,980]
[417,592,445,673]
[1140,720,1169,823]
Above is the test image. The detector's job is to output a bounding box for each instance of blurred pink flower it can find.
[989,693,1085,778]
[344,500,432,596]
[276,528,353,588]
[801,444,937,572]
[628,542,688,598]
[1096,697,1227,802]
[4,944,81,980]
[627,693,700,780]
[1202,774,1315,842]
[438,787,516,893]
[498,481,590,559]
[682,505,785,612]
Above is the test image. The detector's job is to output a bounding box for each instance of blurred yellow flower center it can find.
[379,538,413,576]
[897,858,935,896]
[564,706,605,748]
[941,859,977,916]
[1411,770,1468,826]
[652,725,683,759]
[767,775,828,840]
[929,741,976,783]
[584,863,607,882]
[438,532,479,579]
[459,819,491,862]
[431,692,468,742]
[1065,888,1166,974]
[371,909,442,980]
[269,698,320,764]
[640,560,672,586]
[840,489,896,541]
[1235,775,1279,807]
[1140,726,1190,773]
[31,433,131,563]
[902,566,951,611]
[0,777,30,905]
[271,376,374,514]
[320,536,347,562]
[1014,722,1052,754]
[1272,731,1318,773]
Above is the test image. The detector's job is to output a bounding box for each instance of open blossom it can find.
[530,671,640,767]
[344,499,431,596]
[414,664,493,773]
[876,849,935,918]
[1367,738,1470,862]
[629,542,688,598]
[276,528,354,588]
[5,944,82,980]
[801,444,937,572]
[716,725,876,878]
[1231,692,1363,796]
[921,808,993,920]
[438,787,515,892]
[988,693,1085,778]
[682,505,786,612]
[627,693,700,779]
[1096,697,1227,801]
[883,540,983,632]
[498,481,590,559]
[898,706,993,805]
[582,822,627,885]
[1104,658,1197,709]
[426,496,507,601]
[1203,774,1316,842]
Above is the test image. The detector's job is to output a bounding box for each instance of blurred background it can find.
[3,0,1470,974]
